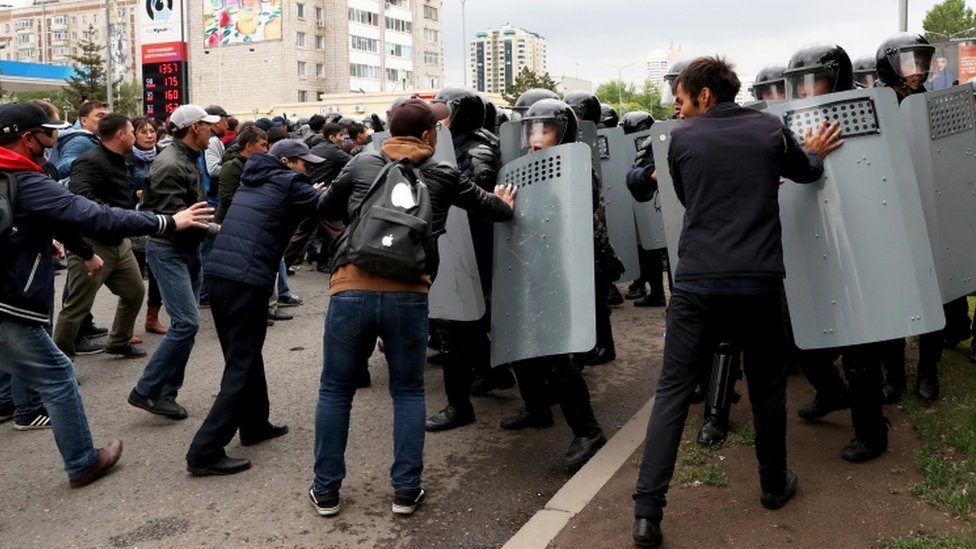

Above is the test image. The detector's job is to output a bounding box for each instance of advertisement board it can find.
[204,0,283,45]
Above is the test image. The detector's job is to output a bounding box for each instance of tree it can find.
[595,80,672,120]
[501,67,558,106]
[64,24,107,119]
[922,0,976,41]
[113,80,143,118]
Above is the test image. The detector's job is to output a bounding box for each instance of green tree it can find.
[113,80,143,117]
[64,24,106,119]
[595,80,672,120]
[501,67,559,105]
[922,0,976,41]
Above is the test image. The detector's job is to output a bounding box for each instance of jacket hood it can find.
[0,147,43,172]
[240,152,300,188]
[381,136,434,165]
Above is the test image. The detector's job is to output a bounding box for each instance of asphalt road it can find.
[0,267,665,549]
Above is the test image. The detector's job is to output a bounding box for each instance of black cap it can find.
[268,139,325,164]
[204,104,230,117]
[0,103,70,135]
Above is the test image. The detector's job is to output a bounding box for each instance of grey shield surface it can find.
[765,87,944,348]
[648,121,684,275]
[597,126,640,279]
[901,85,976,302]
[491,142,596,366]
[499,121,525,165]
[630,129,667,251]
[368,130,391,151]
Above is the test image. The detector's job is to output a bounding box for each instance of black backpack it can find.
[345,157,433,280]
[0,171,16,239]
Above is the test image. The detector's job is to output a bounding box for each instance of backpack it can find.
[0,171,17,238]
[344,157,433,280]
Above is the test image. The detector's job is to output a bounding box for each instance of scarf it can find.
[131,146,157,163]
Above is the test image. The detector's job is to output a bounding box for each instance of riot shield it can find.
[499,121,525,165]
[629,130,668,251]
[597,126,640,279]
[491,142,596,365]
[648,120,684,274]
[901,85,976,302]
[765,87,944,348]
[367,130,390,151]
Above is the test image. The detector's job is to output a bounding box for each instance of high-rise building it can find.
[645,49,669,86]
[469,24,546,94]
[189,0,445,111]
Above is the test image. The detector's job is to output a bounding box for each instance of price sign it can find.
[142,60,187,119]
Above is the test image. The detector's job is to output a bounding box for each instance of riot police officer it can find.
[853,57,878,88]
[751,65,787,101]
[564,91,602,127]
[599,104,619,128]
[510,88,560,119]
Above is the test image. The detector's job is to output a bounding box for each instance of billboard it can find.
[204,1,282,46]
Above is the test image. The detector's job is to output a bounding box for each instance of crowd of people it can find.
[0,28,973,548]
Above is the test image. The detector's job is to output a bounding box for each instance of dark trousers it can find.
[512,354,600,438]
[435,313,491,415]
[635,247,666,298]
[186,278,272,465]
[920,297,970,368]
[634,289,788,519]
[595,266,616,352]
[840,342,886,445]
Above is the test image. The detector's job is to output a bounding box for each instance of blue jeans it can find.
[136,241,201,399]
[198,238,214,303]
[277,260,293,300]
[0,317,99,478]
[313,291,428,493]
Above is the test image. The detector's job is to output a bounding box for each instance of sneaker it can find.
[392,487,426,515]
[104,343,148,359]
[309,487,341,516]
[0,403,13,423]
[14,409,53,430]
[74,339,105,356]
[277,294,304,307]
[268,308,294,321]
[625,284,647,300]
[127,389,188,420]
[81,324,108,339]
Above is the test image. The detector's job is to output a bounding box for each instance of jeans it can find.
[0,371,44,423]
[198,238,214,303]
[135,241,201,399]
[277,260,294,300]
[313,291,428,493]
[0,317,99,478]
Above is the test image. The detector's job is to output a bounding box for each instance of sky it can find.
[439,0,950,88]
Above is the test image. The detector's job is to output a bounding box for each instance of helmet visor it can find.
[785,71,835,99]
[522,120,565,151]
[889,48,933,79]
[753,82,786,101]
[854,72,877,88]
[660,83,675,106]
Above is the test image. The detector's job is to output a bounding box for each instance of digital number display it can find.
[142,61,188,119]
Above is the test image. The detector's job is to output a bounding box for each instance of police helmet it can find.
[600,104,619,128]
[521,99,579,149]
[512,88,560,115]
[783,43,854,99]
[563,91,602,125]
[480,96,498,134]
[876,33,935,90]
[661,59,693,106]
[752,64,787,101]
[433,87,485,135]
[620,111,656,134]
[852,57,879,88]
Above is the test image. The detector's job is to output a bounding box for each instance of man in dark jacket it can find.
[308,123,352,185]
[630,57,843,548]
[215,125,268,223]
[308,99,517,518]
[54,113,147,358]
[185,139,325,477]
[129,104,220,421]
[0,102,212,488]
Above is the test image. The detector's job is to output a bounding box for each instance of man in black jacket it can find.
[185,139,325,477]
[631,57,843,548]
[55,113,147,359]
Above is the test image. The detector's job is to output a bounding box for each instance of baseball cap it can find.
[254,117,273,130]
[0,102,70,135]
[388,99,450,137]
[269,139,325,164]
[169,104,221,130]
[205,104,230,117]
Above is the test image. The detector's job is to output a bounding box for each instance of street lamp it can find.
[607,62,638,114]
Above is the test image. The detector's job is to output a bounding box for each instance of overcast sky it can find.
[439,0,951,88]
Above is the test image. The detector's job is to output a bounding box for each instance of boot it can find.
[915,361,939,402]
[144,305,167,335]
[881,361,906,405]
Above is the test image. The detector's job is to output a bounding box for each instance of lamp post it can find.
[105,0,113,111]
[899,0,907,32]
[607,62,638,114]
[460,0,467,87]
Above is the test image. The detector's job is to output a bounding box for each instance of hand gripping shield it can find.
[901,85,976,302]
[628,130,668,251]
[490,142,596,366]
[765,87,943,348]
[597,126,640,279]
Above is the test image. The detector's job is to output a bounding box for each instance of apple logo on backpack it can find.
[382,234,394,247]
[390,182,416,209]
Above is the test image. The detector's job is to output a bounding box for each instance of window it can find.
[350,63,380,79]
[386,43,411,58]
[423,28,438,42]
[348,8,378,26]
[51,15,67,26]
[17,48,33,60]
[297,3,305,18]
[424,51,439,64]
[52,31,68,42]
[17,34,34,44]
[386,68,412,82]
[296,31,306,47]
[15,19,33,31]
[423,6,438,20]
[298,90,308,102]
[316,63,325,78]
[4,24,8,33]
[385,17,411,33]
[53,45,68,57]
[350,35,379,53]
[316,35,324,49]
[297,61,307,76]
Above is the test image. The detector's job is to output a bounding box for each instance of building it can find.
[645,46,683,87]
[0,0,138,84]
[556,76,591,95]
[189,0,445,113]
[469,24,546,94]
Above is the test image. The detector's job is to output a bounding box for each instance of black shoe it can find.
[268,309,293,321]
[560,429,607,471]
[696,415,728,447]
[74,339,105,356]
[842,438,887,463]
[470,367,516,396]
[286,266,297,276]
[915,371,939,402]
[632,517,663,548]
[81,324,108,339]
[308,487,341,516]
[426,350,443,366]
[104,343,148,359]
[277,295,303,307]
[392,487,426,515]
[607,285,624,307]
[425,406,475,432]
[187,455,252,476]
[797,393,850,421]
[881,382,904,405]
[240,424,288,446]
[634,294,666,307]
[760,469,798,510]
[576,347,616,367]
[625,284,647,300]
[127,389,188,420]
[500,409,554,430]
